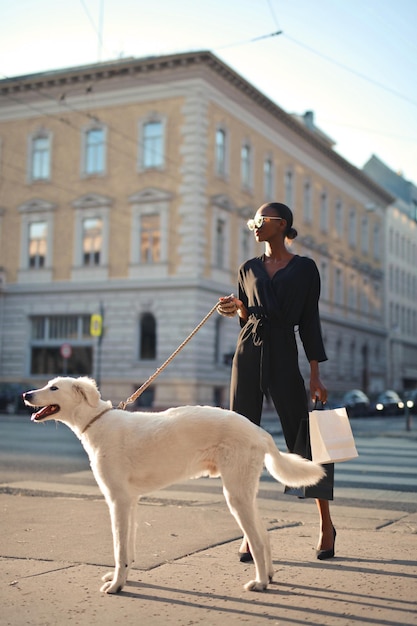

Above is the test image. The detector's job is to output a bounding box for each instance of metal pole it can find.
[405,403,412,432]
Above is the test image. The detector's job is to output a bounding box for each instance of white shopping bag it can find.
[309,406,358,464]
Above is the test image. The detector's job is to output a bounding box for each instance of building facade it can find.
[0,51,394,408]
[363,155,417,391]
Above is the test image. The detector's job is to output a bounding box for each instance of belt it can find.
[246,308,279,393]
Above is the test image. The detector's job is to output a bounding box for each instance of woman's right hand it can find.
[217,295,239,317]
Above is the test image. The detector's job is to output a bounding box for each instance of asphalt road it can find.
[1,411,416,498]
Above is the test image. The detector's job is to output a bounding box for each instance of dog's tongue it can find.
[31,405,59,421]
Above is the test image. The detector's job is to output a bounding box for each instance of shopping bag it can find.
[309,406,358,464]
[284,418,334,500]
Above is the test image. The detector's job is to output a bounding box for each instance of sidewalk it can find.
[2,459,417,626]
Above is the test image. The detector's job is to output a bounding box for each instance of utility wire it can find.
[215,30,282,50]
[282,33,417,110]
[79,0,106,59]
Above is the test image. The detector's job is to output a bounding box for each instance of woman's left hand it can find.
[310,376,328,404]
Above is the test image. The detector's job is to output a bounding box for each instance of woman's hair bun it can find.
[287,227,298,240]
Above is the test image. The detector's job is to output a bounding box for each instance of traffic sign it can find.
[60,343,72,359]
[90,314,103,337]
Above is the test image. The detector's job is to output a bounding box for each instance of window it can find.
[263,157,273,199]
[360,278,369,314]
[84,128,105,175]
[30,135,50,180]
[361,216,369,255]
[348,273,356,309]
[335,199,343,237]
[140,213,160,263]
[129,187,171,278]
[349,208,356,248]
[303,180,312,224]
[82,217,102,266]
[30,314,92,375]
[214,317,222,364]
[140,313,156,360]
[72,193,111,278]
[28,221,47,268]
[372,224,380,260]
[284,169,293,206]
[320,191,328,233]
[142,120,164,169]
[349,342,356,379]
[215,128,227,177]
[241,227,251,265]
[215,217,226,268]
[320,260,328,301]
[336,338,343,377]
[334,267,343,306]
[214,316,232,367]
[18,198,55,280]
[241,143,251,189]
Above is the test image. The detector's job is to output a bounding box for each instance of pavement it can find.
[1,416,417,625]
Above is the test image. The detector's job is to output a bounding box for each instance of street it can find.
[1,411,416,505]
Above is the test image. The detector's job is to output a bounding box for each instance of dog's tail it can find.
[264,434,325,488]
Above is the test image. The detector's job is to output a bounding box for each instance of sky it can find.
[1,0,417,185]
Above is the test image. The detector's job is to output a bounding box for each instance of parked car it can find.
[342,389,371,417]
[0,382,30,414]
[372,390,405,416]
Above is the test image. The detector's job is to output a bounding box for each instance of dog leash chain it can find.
[117,297,232,410]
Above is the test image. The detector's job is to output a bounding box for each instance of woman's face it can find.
[252,207,285,243]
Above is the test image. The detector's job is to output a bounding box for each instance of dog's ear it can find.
[73,377,100,407]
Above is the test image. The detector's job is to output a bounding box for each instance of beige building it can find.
[0,51,393,407]
[363,155,417,391]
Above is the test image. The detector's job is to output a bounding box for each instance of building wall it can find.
[386,203,417,389]
[0,52,394,407]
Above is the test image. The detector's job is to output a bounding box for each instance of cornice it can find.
[0,50,395,204]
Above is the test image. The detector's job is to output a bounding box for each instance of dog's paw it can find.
[244,579,268,592]
[101,571,114,582]
[100,579,123,594]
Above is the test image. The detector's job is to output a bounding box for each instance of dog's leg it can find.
[100,494,135,594]
[127,500,138,569]
[222,473,273,592]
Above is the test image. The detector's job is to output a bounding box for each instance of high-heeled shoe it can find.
[238,547,253,562]
[316,526,336,560]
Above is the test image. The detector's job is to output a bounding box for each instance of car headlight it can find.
[398,402,404,409]
[406,400,414,408]
[376,403,383,411]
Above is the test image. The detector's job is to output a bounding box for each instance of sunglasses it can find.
[247,215,283,231]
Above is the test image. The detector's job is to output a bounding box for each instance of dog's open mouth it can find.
[31,405,60,421]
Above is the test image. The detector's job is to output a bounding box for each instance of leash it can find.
[117,297,231,410]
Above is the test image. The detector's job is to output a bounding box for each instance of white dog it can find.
[23,376,324,594]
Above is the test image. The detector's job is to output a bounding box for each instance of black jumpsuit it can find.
[230,254,332,499]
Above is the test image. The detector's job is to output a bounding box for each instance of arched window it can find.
[140,313,156,360]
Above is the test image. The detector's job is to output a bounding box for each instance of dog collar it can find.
[81,407,114,435]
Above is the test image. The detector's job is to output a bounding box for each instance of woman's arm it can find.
[309,360,328,404]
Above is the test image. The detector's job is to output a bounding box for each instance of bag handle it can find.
[313,396,325,411]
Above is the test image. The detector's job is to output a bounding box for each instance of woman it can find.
[217,201,335,562]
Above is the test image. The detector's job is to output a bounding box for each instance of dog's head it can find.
[23,376,101,423]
